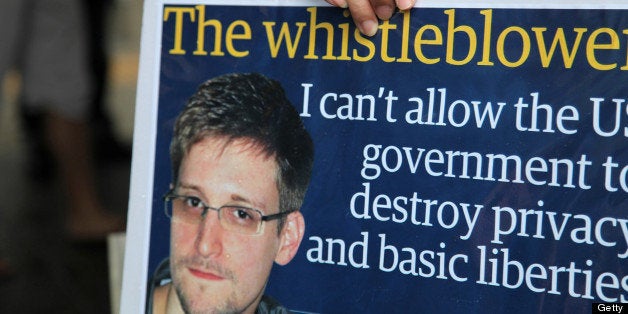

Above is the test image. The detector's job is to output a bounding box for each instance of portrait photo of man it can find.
[147,73,314,314]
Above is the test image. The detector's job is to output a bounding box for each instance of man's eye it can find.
[234,208,253,220]
[184,197,203,208]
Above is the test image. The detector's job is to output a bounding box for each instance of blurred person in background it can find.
[20,0,131,181]
[82,0,132,166]
[0,0,125,248]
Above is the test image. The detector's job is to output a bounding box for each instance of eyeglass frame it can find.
[163,190,296,235]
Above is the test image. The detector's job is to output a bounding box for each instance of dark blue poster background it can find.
[148,4,627,313]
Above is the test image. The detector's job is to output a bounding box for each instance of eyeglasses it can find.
[163,190,294,235]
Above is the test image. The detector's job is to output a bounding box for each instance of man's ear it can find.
[274,211,305,265]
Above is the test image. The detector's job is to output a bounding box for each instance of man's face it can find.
[169,136,289,314]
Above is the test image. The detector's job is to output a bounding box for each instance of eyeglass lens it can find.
[166,196,263,234]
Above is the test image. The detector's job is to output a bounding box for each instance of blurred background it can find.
[0,0,141,313]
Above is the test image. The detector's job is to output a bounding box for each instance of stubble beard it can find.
[172,256,243,314]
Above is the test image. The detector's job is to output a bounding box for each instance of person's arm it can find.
[325,0,416,36]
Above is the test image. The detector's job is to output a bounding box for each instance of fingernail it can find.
[396,0,415,10]
[360,20,378,37]
[336,0,348,8]
[375,5,394,20]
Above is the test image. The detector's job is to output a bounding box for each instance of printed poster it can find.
[122,1,628,313]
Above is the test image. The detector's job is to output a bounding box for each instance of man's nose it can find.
[194,209,223,257]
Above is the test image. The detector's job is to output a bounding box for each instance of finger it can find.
[346,0,379,36]
[325,0,348,8]
[396,0,416,10]
[370,0,395,20]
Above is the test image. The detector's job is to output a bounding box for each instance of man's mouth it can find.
[188,267,225,281]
